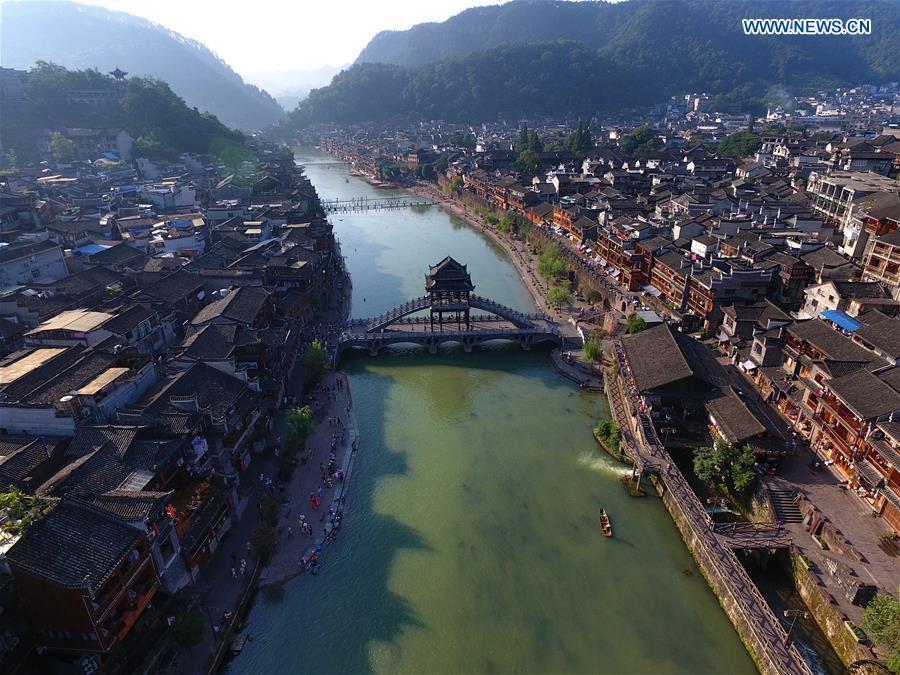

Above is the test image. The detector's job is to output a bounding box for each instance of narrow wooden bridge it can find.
[322,196,437,214]
[607,342,811,675]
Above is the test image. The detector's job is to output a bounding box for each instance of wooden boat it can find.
[599,508,613,537]
[230,634,248,654]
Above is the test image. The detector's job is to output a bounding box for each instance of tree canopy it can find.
[302,340,328,391]
[548,285,572,308]
[285,405,314,453]
[583,329,606,363]
[0,62,246,163]
[693,440,757,493]
[620,125,661,160]
[538,243,569,282]
[626,314,647,334]
[717,130,762,159]
[862,594,900,674]
[48,132,76,163]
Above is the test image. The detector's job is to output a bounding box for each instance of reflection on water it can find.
[227,149,758,675]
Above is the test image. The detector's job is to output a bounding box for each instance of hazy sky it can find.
[64,0,506,75]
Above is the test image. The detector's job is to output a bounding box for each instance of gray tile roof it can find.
[6,498,143,589]
[84,490,172,522]
[827,369,900,420]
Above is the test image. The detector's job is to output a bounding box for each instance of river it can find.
[227,148,758,674]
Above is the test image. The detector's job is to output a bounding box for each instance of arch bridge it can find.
[335,257,562,362]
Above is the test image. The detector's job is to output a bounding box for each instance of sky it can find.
[58,0,506,77]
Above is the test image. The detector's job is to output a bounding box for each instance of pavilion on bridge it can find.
[426,256,474,330]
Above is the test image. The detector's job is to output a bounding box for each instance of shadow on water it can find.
[229,370,432,675]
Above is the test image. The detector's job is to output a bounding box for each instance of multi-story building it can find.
[863,229,900,289]
[5,498,159,654]
[0,241,69,286]
[806,170,897,235]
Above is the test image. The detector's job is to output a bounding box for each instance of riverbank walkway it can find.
[259,370,359,587]
[606,343,810,675]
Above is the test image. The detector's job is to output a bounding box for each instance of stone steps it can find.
[770,488,804,523]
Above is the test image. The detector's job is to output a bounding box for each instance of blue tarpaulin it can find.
[74,244,110,256]
[104,152,119,161]
[821,310,863,332]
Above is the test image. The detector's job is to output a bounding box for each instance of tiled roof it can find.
[788,320,887,368]
[706,390,766,444]
[141,269,203,304]
[84,490,172,522]
[190,286,268,326]
[103,304,154,335]
[21,350,117,405]
[65,426,140,459]
[855,317,900,359]
[140,362,255,422]
[827,369,900,420]
[181,324,257,360]
[6,498,142,589]
[622,324,697,392]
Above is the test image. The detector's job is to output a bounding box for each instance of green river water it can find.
[228,148,758,675]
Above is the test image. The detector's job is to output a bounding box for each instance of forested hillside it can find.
[1,1,284,129]
[1,63,246,162]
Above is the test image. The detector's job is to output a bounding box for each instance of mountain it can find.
[290,42,642,127]
[0,1,284,130]
[356,0,898,84]
[356,0,631,67]
[288,0,898,127]
[247,64,350,109]
[1,63,247,163]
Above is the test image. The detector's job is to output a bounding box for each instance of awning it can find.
[641,285,662,297]
[880,484,900,510]
[740,359,758,371]
[854,459,886,488]
[609,269,621,279]
[821,310,863,332]
[717,331,730,343]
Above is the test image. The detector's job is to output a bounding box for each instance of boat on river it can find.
[599,508,613,537]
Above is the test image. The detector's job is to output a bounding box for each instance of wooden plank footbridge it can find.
[606,341,813,675]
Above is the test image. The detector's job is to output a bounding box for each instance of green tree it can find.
[449,175,463,192]
[620,125,661,161]
[626,314,647,334]
[171,609,204,648]
[567,119,593,156]
[538,243,569,281]
[516,123,530,152]
[547,285,572,307]
[251,524,277,562]
[717,130,761,159]
[3,149,17,169]
[514,148,542,177]
[48,131,76,162]
[693,440,757,493]
[528,129,543,153]
[302,340,328,390]
[285,405,314,453]
[583,328,606,364]
[862,594,900,673]
[449,131,475,149]
[594,419,620,452]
